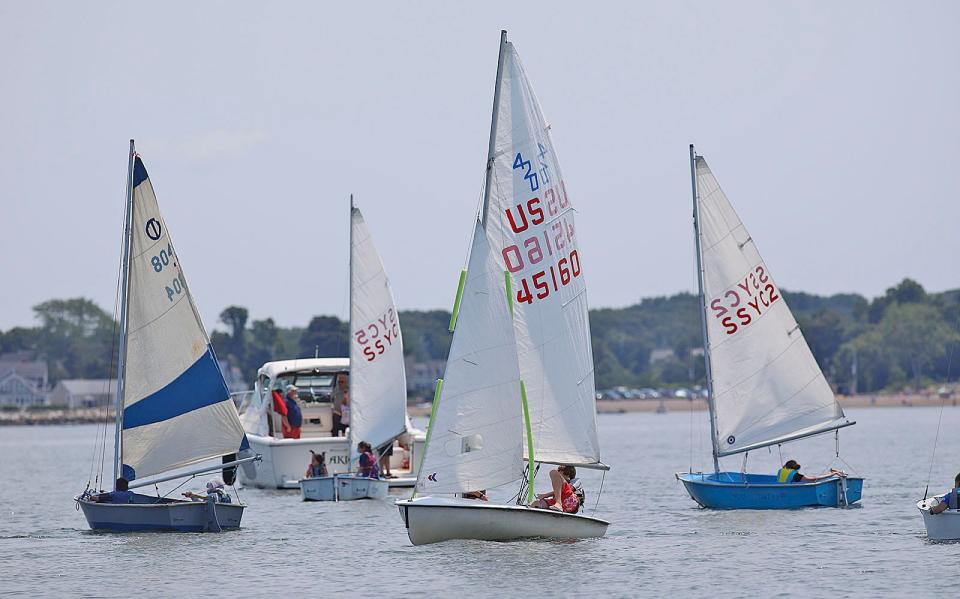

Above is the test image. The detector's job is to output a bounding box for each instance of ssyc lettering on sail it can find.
[354,309,400,362]
[709,265,781,335]
[500,174,582,304]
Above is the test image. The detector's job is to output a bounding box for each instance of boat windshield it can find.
[271,371,343,404]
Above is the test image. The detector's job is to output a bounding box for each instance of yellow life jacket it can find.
[777,467,798,483]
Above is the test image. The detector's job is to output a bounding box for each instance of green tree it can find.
[299,316,348,358]
[32,298,116,381]
[217,306,248,363]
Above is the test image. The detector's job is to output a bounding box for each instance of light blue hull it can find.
[677,472,863,509]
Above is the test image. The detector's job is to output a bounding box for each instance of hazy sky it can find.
[1,1,957,332]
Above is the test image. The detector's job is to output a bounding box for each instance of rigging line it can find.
[592,468,606,516]
[160,475,196,500]
[923,318,958,499]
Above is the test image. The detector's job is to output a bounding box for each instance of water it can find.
[1,406,958,598]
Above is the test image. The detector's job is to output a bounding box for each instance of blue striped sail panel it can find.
[120,157,247,481]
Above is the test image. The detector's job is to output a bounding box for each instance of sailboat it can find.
[676,146,863,509]
[396,31,609,545]
[299,197,403,501]
[76,141,257,532]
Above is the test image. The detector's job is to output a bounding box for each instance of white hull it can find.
[239,433,424,489]
[917,499,960,541]
[300,475,390,501]
[77,495,244,532]
[396,497,609,546]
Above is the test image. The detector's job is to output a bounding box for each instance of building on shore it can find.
[48,379,117,409]
[0,358,49,408]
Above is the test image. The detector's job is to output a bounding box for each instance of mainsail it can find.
[480,39,601,466]
[415,222,524,495]
[119,155,247,481]
[694,153,849,457]
[348,201,408,464]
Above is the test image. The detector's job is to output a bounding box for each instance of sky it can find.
[1,1,957,332]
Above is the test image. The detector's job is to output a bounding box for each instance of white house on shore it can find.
[48,379,117,409]
[0,360,49,408]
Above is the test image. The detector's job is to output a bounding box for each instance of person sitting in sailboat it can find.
[929,472,960,514]
[530,465,582,513]
[462,490,488,501]
[88,477,133,504]
[305,451,328,478]
[777,460,845,483]
[356,441,380,478]
[283,385,303,439]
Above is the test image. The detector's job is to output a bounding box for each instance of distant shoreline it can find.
[2,394,955,426]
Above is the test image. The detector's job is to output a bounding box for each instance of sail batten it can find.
[119,155,246,481]
[348,204,408,463]
[694,154,848,457]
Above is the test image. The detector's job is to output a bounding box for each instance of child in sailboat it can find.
[357,441,380,478]
[928,472,960,514]
[305,451,328,478]
[531,465,582,513]
[777,460,845,483]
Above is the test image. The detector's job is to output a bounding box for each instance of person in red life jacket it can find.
[356,441,380,478]
[530,465,581,513]
[271,389,291,438]
[283,385,303,440]
[929,472,960,514]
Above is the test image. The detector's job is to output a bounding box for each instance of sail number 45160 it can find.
[515,250,581,304]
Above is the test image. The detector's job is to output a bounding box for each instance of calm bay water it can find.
[1,406,958,598]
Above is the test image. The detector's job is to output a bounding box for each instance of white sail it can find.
[120,156,247,481]
[348,203,408,464]
[415,222,524,495]
[695,155,848,456]
[481,40,600,466]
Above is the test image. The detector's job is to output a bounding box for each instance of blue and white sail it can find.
[120,156,247,481]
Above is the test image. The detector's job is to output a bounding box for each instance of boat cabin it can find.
[255,358,349,439]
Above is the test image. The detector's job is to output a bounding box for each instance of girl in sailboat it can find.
[777,460,846,483]
[531,466,581,513]
[357,441,380,478]
[305,451,328,478]
[929,473,960,514]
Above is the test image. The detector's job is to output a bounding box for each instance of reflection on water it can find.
[1,406,958,596]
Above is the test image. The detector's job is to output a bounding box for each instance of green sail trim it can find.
[520,380,535,503]
[448,270,467,332]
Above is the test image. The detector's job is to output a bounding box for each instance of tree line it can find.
[2,278,957,393]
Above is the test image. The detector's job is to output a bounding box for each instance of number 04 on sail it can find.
[676,146,862,509]
[396,31,609,545]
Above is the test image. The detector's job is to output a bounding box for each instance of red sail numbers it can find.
[709,265,781,335]
[354,309,401,362]
[499,181,582,305]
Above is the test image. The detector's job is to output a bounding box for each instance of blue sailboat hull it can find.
[677,472,863,509]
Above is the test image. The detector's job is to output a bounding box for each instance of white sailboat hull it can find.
[300,475,390,501]
[396,497,609,546]
[917,499,960,541]
[77,495,244,532]
[240,433,422,489]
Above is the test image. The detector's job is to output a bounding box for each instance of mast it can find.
[348,194,354,467]
[480,29,508,229]
[690,144,721,474]
[112,139,136,489]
